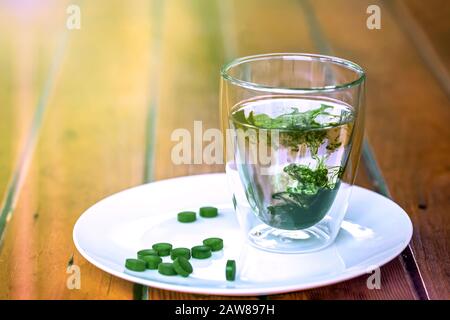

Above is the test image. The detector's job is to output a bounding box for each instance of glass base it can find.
[247,224,334,253]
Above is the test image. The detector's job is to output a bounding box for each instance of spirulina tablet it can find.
[125,258,146,272]
[199,206,218,218]
[191,245,212,259]
[137,249,158,260]
[226,260,236,281]
[170,247,191,260]
[177,211,196,223]
[152,243,172,256]
[158,262,177,276]
[173,257,193,277]
[203,237,223,251]
[141,255,162,270]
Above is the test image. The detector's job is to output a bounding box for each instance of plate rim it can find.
[73,173,413,296]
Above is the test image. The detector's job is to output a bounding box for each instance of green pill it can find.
[137,249,158,260]
[158,262,177,276]
[191,245,212,259]
[177,211,196,223]
[199,206,218,218]
[152,243,172,256]
[226,260,236,281]
[170,247,191,260]
[203,237,223,251]
[173,257,193,277]
[125,258,146,272]
[141,255,162,270]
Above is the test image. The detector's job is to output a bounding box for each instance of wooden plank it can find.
[148,0,231,299]
[152,0,225,182]
[0,16,15,205]
[224,0,315,56]
[0,0,154,299]
[0,1,65,239]
[0,1,69,298]
[402,0,450,67]
[387,0,450,98]
[307,0,450,299]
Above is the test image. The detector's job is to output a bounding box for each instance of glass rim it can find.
[220,53,366,93]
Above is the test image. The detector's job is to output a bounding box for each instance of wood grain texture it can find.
[308,0,449,299]
[387,0,450,98]
[152,0,224,182]
[0,0,154,299]
[0,1,65,236]
[403,0,450,67]
[0,0,448,300]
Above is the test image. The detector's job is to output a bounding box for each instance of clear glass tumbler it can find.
[220,53,365,253]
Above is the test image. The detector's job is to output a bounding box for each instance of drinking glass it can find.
[220,53,365,253]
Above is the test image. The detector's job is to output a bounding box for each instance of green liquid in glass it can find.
[230,97,355,230]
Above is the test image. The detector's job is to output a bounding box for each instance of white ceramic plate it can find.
[73,173,412,296]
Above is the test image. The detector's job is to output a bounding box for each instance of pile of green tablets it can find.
[124,206,236,281]
[125,242,193,278]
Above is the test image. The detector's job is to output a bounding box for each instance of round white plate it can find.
[73,173,412,296]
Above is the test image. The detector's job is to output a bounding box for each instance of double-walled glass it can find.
[220,53,365,253]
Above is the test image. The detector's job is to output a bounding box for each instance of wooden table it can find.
[0,0,448,300]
